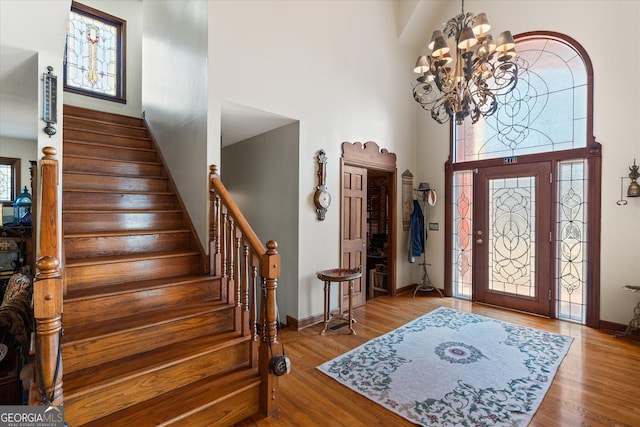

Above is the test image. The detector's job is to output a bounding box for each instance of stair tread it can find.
[66,249,199,265]
[63,170,168,179]
[83,367,260,427]
[63,208,182,214]
[64,105,143,124]
[63,300,231,344]
[63,188,174,195]
[65,274,219,301]
[64,330,247,396]
[64,228,190,238]
[65,124,148,138]
[64,138,155,152]
[64,116,147,132]
[63,153,163,166]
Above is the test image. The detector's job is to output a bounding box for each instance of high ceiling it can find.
[0,0,459,142]
[221,102,297,147]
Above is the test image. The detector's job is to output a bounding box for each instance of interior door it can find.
[341,164,367,309]
[473,162,552,316]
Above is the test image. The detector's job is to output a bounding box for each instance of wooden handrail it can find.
[209,164,281,417]
[32,147,64,406]
[209,165,266,255]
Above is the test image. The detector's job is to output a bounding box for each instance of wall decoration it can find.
[314,149,331,220]
[402,170,414,230]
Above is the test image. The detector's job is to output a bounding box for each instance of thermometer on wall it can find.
[42,66,57,137]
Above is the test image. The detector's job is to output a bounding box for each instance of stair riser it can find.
[64,173,169,192]
[65,232,192,260]
[63,308,236,373]
[64,105,145,128]
[162,382,260,427]
[64,211,186,234]
[64,128,152,149]
[63,156,164,177]
[63,192,178,211]
[65,116,148,138]
[65,142,157,162]
[66,254,202,289]
[64,340,250,425]
[64,279,223,329]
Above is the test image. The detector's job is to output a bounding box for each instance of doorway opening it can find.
[366,170,391,300]
[341,141,397,310]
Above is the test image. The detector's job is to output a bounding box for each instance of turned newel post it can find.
[34,256,63,405]
[33,146,64,405]
[259,240,280,416]
[261,240,280,345]
[38,147,60,261]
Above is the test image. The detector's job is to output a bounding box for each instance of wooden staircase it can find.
[49,105,270,426]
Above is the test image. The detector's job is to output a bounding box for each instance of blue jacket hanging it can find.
[408,199,424,261]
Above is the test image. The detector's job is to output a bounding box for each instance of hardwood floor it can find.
[237,292,639,426]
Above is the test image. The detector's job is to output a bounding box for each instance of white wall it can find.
[0,136,37,222]
[142,0,209,246]
[415,0,640,325]
[0,136,37,193]
[0,1,67,259]
[221,123,300,321]
[210,0,418,322]
[63,0,143,118]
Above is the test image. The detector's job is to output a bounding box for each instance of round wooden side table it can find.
[614,285,640,338]
[316,268,362,335]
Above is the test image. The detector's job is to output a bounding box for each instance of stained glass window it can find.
[64,2,126,103]
[452,171,473,299]
[455,38,588,163]
[488,176,536,297]
[0,158,20,206]
[556,160,588,322]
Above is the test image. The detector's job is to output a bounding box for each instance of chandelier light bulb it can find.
[496,31,516,53]
[472,13,491,36]
[457,27,478,50]
[428,30,443,50]
[431,35,450,58]
[414,56,430,74]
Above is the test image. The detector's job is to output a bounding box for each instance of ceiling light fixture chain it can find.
[412,0,520,125]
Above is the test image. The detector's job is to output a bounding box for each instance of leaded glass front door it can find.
[473,163,552,316]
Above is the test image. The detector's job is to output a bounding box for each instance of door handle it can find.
[476,238,483,244]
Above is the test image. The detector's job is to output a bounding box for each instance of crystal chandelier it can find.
[412,0,519,125]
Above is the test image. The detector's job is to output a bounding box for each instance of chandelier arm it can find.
[492,62,519,95]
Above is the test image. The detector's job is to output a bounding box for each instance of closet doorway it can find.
[340,142,397,310]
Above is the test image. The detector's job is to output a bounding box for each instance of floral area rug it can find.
[317,307,573,426]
